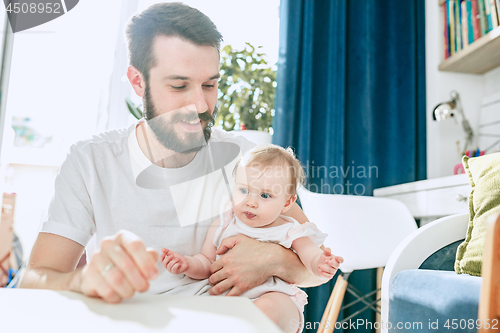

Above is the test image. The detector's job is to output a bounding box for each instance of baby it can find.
[161,144,343,333]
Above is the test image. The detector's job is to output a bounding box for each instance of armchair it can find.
[381,213,500,333]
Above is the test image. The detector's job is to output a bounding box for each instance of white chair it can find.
[297,186,418,333]
[380,213,469,333]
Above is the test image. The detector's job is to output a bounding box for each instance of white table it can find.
[0,289,283,333]
[373,174,470,225]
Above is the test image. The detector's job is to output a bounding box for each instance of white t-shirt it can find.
[41,120,255,294]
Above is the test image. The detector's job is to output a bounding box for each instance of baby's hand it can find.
[317,247,344,279]
[161,248,189,275]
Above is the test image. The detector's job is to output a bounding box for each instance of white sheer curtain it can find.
[96,0,139,132]
[5,0,128,165]
[0,1,135,260]
[0,12,14,155]
[0,12,15,172]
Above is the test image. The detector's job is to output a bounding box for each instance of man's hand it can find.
[317,247,343,279]
[161,248,189,274]
[77,230,159,303]
[209,234,275,296]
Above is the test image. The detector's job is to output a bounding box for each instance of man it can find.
[20,2,325,306]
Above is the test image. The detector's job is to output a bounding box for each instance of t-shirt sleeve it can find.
[280,222,328,248]
[40,144,95,247]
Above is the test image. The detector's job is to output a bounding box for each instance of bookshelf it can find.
[438,0,500,74]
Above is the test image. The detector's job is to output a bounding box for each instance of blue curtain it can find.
[273,0,426,332]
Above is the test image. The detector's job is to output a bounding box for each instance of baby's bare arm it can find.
[291,237,343,280]
[184,254,212,279]
[171,219,219,279]
[291,237,324,276]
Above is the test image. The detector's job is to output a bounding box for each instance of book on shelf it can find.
[449,0,456,55]
[490,0,499,28]
[467,0,475,43]
[485,0,494,30]
[441,0,500,61]
[462,0,469,46]
[479,0,488,35]
[496,0,500,25]
[444,1,450,58]
[456,0,462,50]
[471,0,481,40]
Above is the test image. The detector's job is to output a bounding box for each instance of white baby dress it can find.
[212,208,328,314]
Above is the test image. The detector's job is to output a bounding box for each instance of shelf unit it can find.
[438,0,500,74]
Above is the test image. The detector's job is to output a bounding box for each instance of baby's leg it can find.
[254,291,301,333]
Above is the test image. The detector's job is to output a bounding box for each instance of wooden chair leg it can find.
[317,275,342,333]
[316,275,348,333]
[325,275,348,333]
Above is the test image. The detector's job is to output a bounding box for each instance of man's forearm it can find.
[19,266,82,292]
[272,245,328,288]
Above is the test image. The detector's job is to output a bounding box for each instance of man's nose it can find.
[193,87,209,114]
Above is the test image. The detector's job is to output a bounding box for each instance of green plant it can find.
[216,43,276,131]
[126,98,143,120]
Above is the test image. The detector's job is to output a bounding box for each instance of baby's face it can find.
[232,164,294,228]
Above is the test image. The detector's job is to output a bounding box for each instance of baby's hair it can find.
[233,144,305,196]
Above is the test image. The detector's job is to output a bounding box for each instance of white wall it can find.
[484,66,500,96]
[137,0,280,65]
[425,0,500,179]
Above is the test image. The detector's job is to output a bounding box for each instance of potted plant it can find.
[216,43,276,144]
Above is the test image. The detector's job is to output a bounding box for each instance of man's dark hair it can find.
[126,2,223,80]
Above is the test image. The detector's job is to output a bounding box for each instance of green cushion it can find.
[455,152,500,276]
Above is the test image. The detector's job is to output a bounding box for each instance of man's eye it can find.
[172,86,185,90]
[240,188,248,194]
[261,193,271,199]
[203,84,215,88]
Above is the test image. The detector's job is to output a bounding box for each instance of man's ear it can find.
[282,194,297,213]
[127,66,146,97]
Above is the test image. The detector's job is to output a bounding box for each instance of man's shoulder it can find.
[67,126,131,164]
[72,127,130,152]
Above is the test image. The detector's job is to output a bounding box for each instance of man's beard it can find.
[143,82,217,154]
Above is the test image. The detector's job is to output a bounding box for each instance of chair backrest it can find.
[297,186,417,273]
[379,213,469,332]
